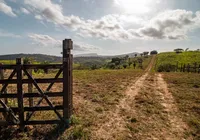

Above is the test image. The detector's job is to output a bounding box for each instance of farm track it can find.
[92,55,188,140]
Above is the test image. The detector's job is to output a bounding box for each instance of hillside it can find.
[155,51,200,71]
[0,52,139,64]
[0,54,62,63]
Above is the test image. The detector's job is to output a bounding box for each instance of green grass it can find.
[155,51,200,71]
[0,60,15,64]
[130,55,152,70]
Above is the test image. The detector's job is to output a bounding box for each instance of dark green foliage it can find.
[150,50,158,55]
[111,57,121,65]
[143,51,149,56]
[157,63,176,72]
[123,64,128,69]
[174,48,184,54]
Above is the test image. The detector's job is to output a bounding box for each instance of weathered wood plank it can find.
[0,65,17,69]
[0,105,63,112]
[16,58,25,130]
[25,120,61,125]
[23,64,62,69]
[0,92,63,98]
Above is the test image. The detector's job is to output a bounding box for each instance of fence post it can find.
[180,64,182,72]
[187,64,190,73]
[0,63,7,105]
[63,39,73,127]
[176,62,178,72]
[198,64,200,73]
[16,58,24,131]
[194,62,197,73]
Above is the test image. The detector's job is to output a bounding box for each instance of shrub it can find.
[157,63,177,72]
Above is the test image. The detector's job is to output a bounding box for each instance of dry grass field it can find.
[0,56,200,140]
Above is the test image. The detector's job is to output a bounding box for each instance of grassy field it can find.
[155,51,200,72]
[2,55,200,139]
[163,73,200,139]
[0,69,143,140]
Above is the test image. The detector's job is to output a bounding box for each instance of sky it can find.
[0,0,200,56]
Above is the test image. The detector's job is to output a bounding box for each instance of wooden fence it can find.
[177,62,200,73]
[0,39,73,130]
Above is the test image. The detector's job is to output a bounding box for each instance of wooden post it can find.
[183,64,185,72]
[63,39,73,127]
[199,64,200,74]
[0,63,4,120]
[176,62,178,72]
[16,58,24,131]
[194,62,197,73]
[69,54,73,116]
[187,64,190,73]
[180,64,182,72]
[0,63,7,105]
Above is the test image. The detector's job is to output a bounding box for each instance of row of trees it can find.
[105,50,158,70]
[174,48,200,54]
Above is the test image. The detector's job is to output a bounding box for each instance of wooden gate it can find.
[0,39,73,130]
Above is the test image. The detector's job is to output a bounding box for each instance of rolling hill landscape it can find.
[1,0,200,140]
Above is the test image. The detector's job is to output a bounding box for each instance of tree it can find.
[123,64,128,69]
[124,55,129,60]
[185,48,189,52]
[111,57,121,65]
[23,57,34,64]
[40,61,50,74]
[150,50,158,55]
[143,51,149,56]
[134,54,137,57]
[140,53,143,57]
[174,48,184,54]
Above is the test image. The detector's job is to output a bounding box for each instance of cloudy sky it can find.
[0,0,200,56]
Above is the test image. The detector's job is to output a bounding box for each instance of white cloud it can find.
[20,7,30,14]
[35,15,42,20]
[0,1,17,17]
[24,0,200,41]
[0,29,21,38]
[28,34,61,47]
[28,34,99,52]
[130,9,198,40]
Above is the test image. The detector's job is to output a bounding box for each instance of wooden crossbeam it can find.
[25,68,63,121]
[23,68,65,123]
[0,92,63,98]
[0,105,63,112]
[23,64,63,69]
[0,68,20,124]
[0,69,16,93]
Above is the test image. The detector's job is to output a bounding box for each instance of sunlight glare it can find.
[115,0,152,14]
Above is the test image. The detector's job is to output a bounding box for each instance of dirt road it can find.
[92,55,188,140]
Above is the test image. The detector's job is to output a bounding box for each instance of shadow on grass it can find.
[35,123,69,140]
[0,124,69,140]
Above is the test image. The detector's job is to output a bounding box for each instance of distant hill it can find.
[0,52,139,63]
[74,53,99,57]
[75,52,139,58]
[0,54,62,63]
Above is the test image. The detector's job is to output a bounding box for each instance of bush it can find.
[157,63,177,72]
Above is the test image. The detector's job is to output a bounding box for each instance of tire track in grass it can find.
[156,74,188,139]
[92,56,156,139]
